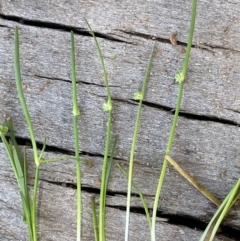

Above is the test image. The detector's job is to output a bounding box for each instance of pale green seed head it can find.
[175,71,184,83]
[134,91,144,101]
[0,124,8,136]
[103,101,112,112]
[72,107,81,116]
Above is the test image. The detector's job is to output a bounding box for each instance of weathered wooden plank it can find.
[0,148,235,241]
[0,1,240,239]
[1,65,240,204]
[0,21,240,125]
[1,0,240,51]
[0,22,239,224]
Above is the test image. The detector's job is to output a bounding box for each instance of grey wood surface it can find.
[0,1,239,240]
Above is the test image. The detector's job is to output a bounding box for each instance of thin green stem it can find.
[14,27,41,241]
[23,147,33,225]
[101,135,118,236]
[210,179,240,240]
[0,133,34,238]
[105,135,118,190]
[117,164,151,230]
[14,27,39,167]
[3,120,34,240]
[200,179,240,241]
[91,197,99,241]
[7,118,23,169]
[84,19,111,100]
[98,109,112,241]
[19,191,34,241]
[75,117,82,241]
[71,31,82,241]
[0,133,16,177]
[151,1,197,240]
[125,43,155,241]
[32,166,40,241]
[98,111,112,241]
[182,0,198,80]
[85,19,113,241]
[38,138,46,161]
[151,82,184,240]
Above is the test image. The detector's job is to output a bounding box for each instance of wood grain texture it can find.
[0,146,236,241]
[0,0,239,240]
[1,0,240,51]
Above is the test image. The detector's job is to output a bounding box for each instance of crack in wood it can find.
[225,107,240,115]
[119,29,240,54]
[105,204,240,241]
[33,74,123,88]
[0,13,129,43]
[0,24,11,29]
[139,100,240,126]
[39,176,240,239]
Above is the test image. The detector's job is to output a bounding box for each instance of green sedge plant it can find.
[0,119,34,240]
[14,27,41,241]
[5,24,117,241]
[84,23,156,240]
[84,19,114,241]
[200,179,240,241]
[124,43,155,241]
[91,136,118,241]
[70,31,82,241]
[0,27,51,241]
[91,196,99,241]
[2,7,239,240]
[1,27,83,241]
[151,0,198,240]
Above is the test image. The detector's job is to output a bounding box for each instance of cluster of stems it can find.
[2,2,239,240]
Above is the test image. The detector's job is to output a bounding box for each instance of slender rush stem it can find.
[14,27,39,167]
[74,107,82,241]
[84,19,113,241]
[99,111,112,241]
[125,43,155,241]
[210,179,240,240]
[71,31,82,241]
[14,26,40,241]
[117,164,152,230]
[200,179,240,241]
[182,0,198,79]
[151,1,198,240]
[151,82,184,240]
[91,197,99,241]
[32,166,40,241]
[102,135,118,231]
[84,19,111,100]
